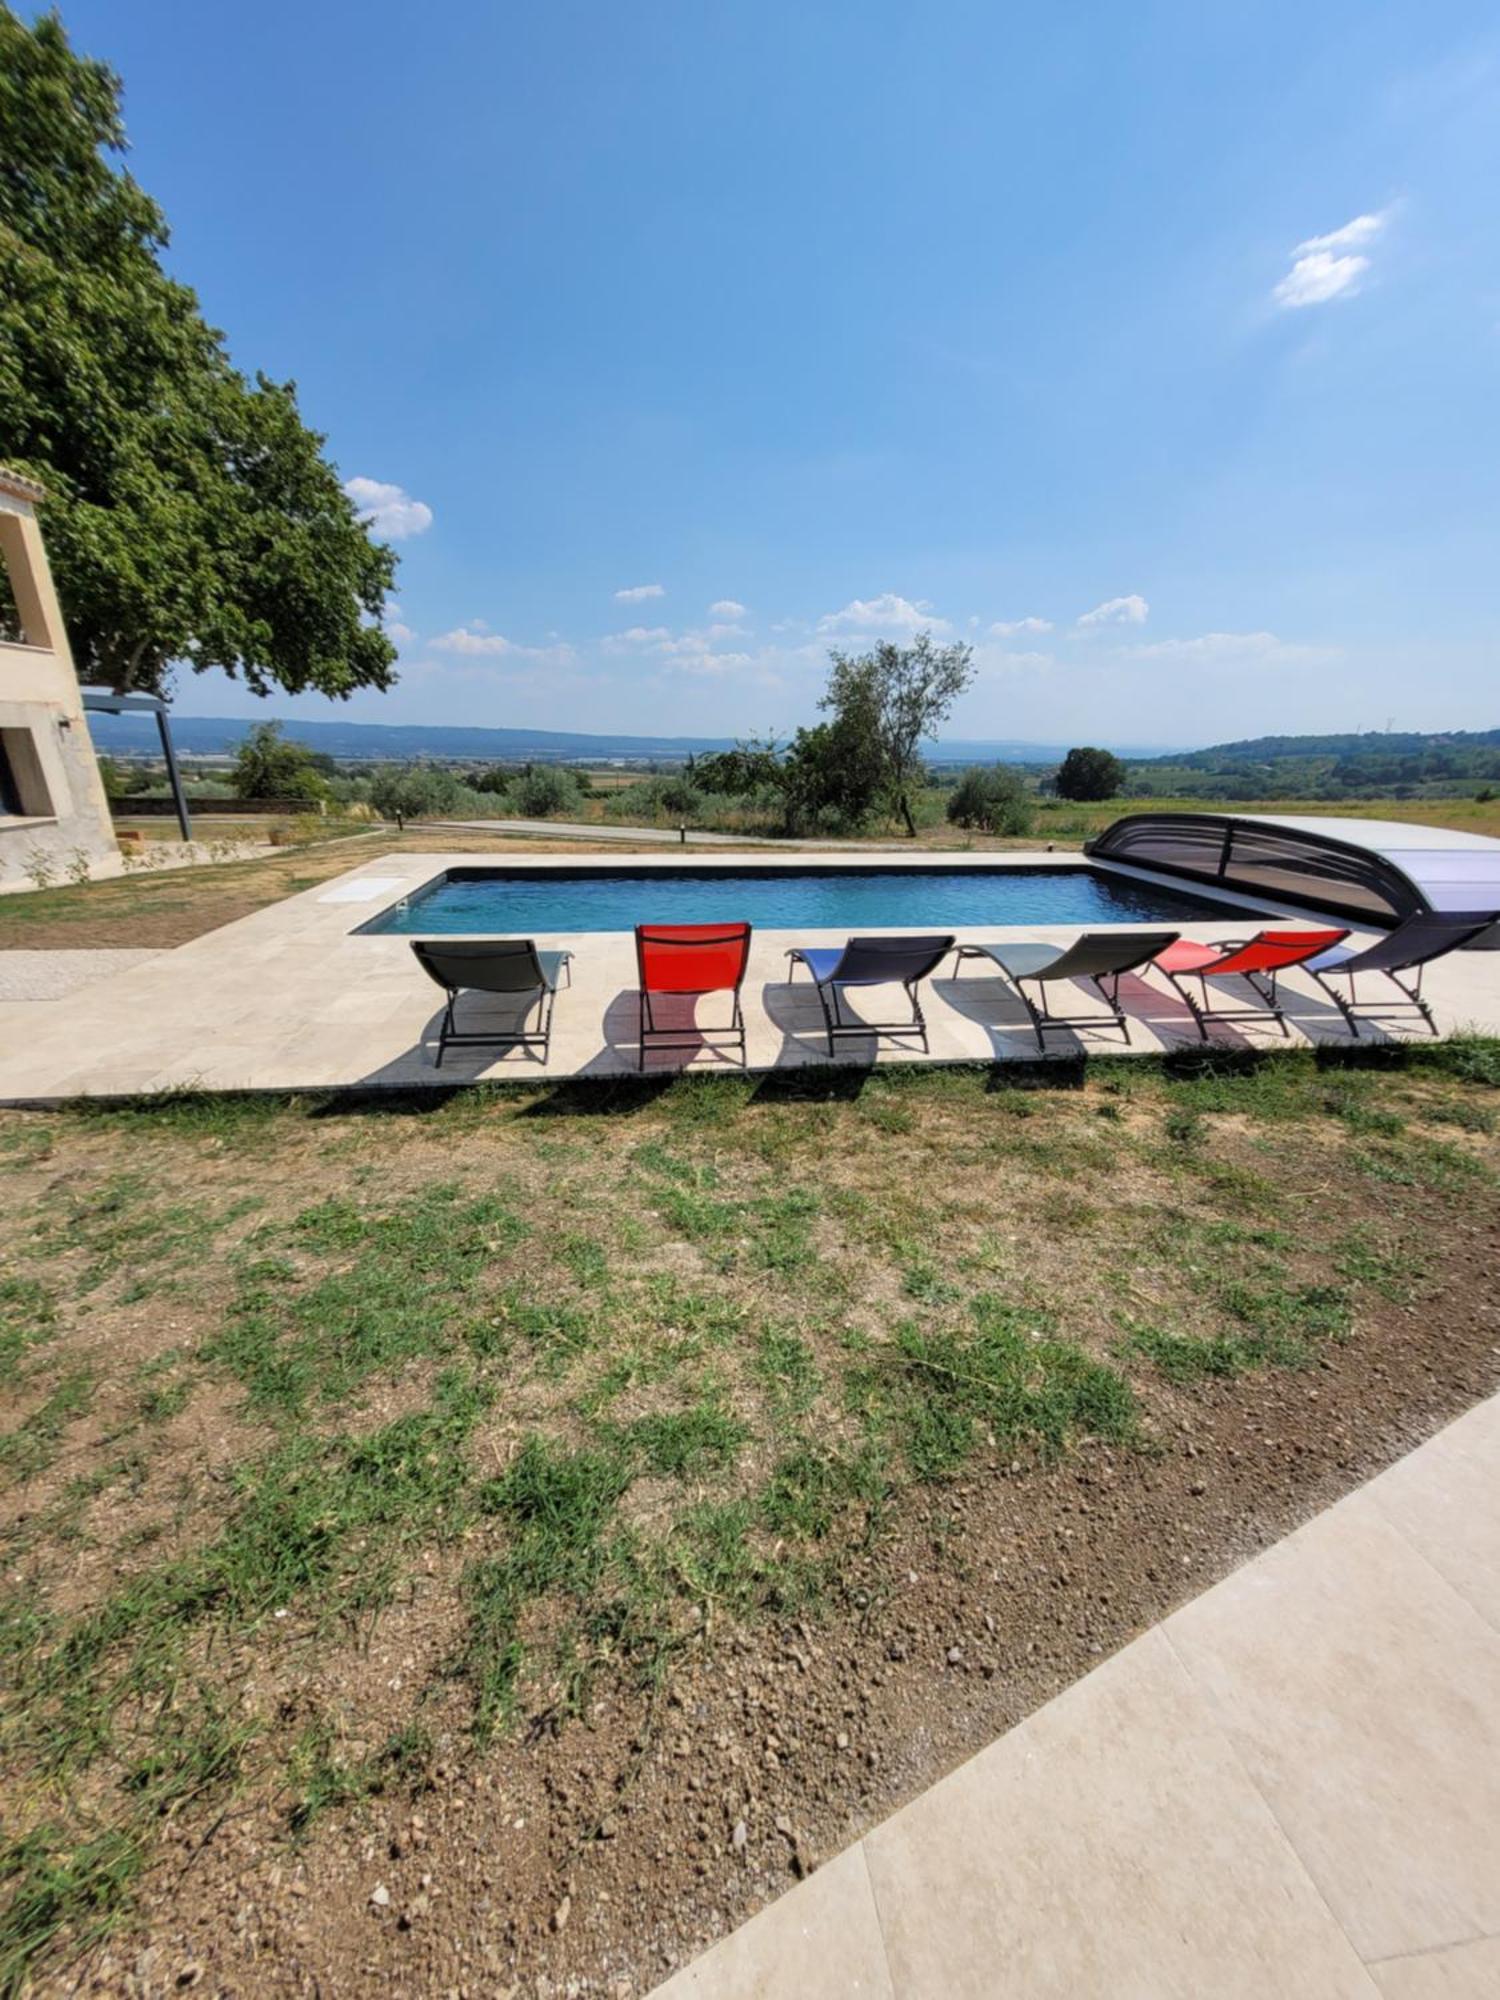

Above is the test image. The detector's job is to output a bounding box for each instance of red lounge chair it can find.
[1152,928,1349,1040]
[636,922,752,1070]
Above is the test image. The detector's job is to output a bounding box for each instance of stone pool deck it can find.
[2,849,1498,1103]
[652,1388,1500,1998]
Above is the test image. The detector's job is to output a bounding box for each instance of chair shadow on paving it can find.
[758,974,883,1069]
[931,968,1085,1061]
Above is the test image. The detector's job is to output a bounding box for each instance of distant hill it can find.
[85,711,1183,765]
[1125,727,1500,806]
[1161,728,1500,768]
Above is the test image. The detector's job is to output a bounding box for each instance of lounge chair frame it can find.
[1160,924,1360,1040]
[1313,960,1435,1039]
[952,947,1132,1051]
[1157,958,1290,1040]
[636,925,751,1071]
[1304,913,1498,1038]
[786,937,953,1057]
[950,933,1178,1052]
[412,940,572,1067]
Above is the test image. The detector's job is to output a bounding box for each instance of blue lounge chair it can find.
[786,934,955,1055]
[951,930,1181,1050]
[411,938,571,1065]
[1304,911,1498,1037]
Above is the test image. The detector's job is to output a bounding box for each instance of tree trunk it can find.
[899,790,917,838]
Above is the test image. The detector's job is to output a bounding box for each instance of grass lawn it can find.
[2,1042,1498,1994]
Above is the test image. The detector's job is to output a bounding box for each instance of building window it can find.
[0,727,54,819]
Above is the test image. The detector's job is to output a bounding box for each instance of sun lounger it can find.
[1152,928,1348,1040]
[1303,910,1498,1037]
[786,934,955,1056]
[952,930,1182,1050]
[636,922,752,1070]
[411,938,571,1065]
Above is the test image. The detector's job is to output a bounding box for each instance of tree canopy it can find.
[0,7,398,700]
[229,722,332,804]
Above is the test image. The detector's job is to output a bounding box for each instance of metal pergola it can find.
[80,690,192,842]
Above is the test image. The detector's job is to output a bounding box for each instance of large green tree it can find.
[0,7,398,698]
[822,633,975,836]
[1054,745,1126,801]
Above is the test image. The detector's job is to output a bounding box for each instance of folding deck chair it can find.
[1304,911,1498,1037]
[636,922,752,1069]
[1151,929,1349,1040]
[411,938,571,1065]
[952,930,1182,1051]
[786,934,955,1056]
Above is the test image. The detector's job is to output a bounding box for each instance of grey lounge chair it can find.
[1304,911,1498,1037]
[786,934,956,1056]
[952,930,1181,1050]
[411,938,571,1066]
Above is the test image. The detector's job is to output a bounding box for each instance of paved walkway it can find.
[2,850,1497,1101]
[430,818,767,846]
[653,1390,1500,1998]
[0,947,159,1001]
[429,820,906,849]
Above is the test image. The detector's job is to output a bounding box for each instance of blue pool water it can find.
[365,866,1241,936]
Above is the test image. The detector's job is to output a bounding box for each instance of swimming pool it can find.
[364,865,1246,936]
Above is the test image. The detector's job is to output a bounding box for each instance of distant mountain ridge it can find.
[86,712,1184,764]
[85,711,1500,769]
[1158,727,1500,767]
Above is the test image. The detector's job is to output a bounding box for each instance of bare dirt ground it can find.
[2,1047,1497,1997]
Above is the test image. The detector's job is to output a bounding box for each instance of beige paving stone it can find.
[1368,1419,1500,1637]
[1164,1495,1500,1964]
[1370,1936,1500,1998]
[860,1627,1377,1999]
[650,1845,894,2000]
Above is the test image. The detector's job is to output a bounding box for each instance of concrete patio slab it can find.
[1,849,1497,1102]
[650,1390,1500,1997]
[1166,1495,1500,1964]
[657,1846,894,1999]
[860,1627,1376,1999]
[1370,1937,1500,1998]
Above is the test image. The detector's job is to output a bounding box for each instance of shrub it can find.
[512,766,581,818]
[946,766,1033,835]
[367,763,467,823]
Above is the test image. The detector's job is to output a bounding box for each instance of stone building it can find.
[0,467,121,891]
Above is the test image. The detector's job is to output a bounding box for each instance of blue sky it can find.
[48,0,1500,748]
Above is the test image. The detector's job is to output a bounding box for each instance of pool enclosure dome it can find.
[1086,811,1500,937]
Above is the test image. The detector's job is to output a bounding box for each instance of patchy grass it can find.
[1,1039,1497,1985]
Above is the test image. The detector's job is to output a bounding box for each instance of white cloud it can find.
[605,625,673,648]
[709,599,747,618]
[343,476,433,540]
[817,593,951,636]
[428,623,578,667]
[432,625,514,656]
[385,621,416,645]
[1273,211,1388,309]
[988,615,1053,637]
[1126,630,1337,667]
[975,647,1055,676]
[1077,594,1149,629]
[614,582,665,603]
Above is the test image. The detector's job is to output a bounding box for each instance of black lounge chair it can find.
[411,938,571,1066]
[952,930,1182,1051]
[786,934,955,1056]
[1304,911,1498,1037]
